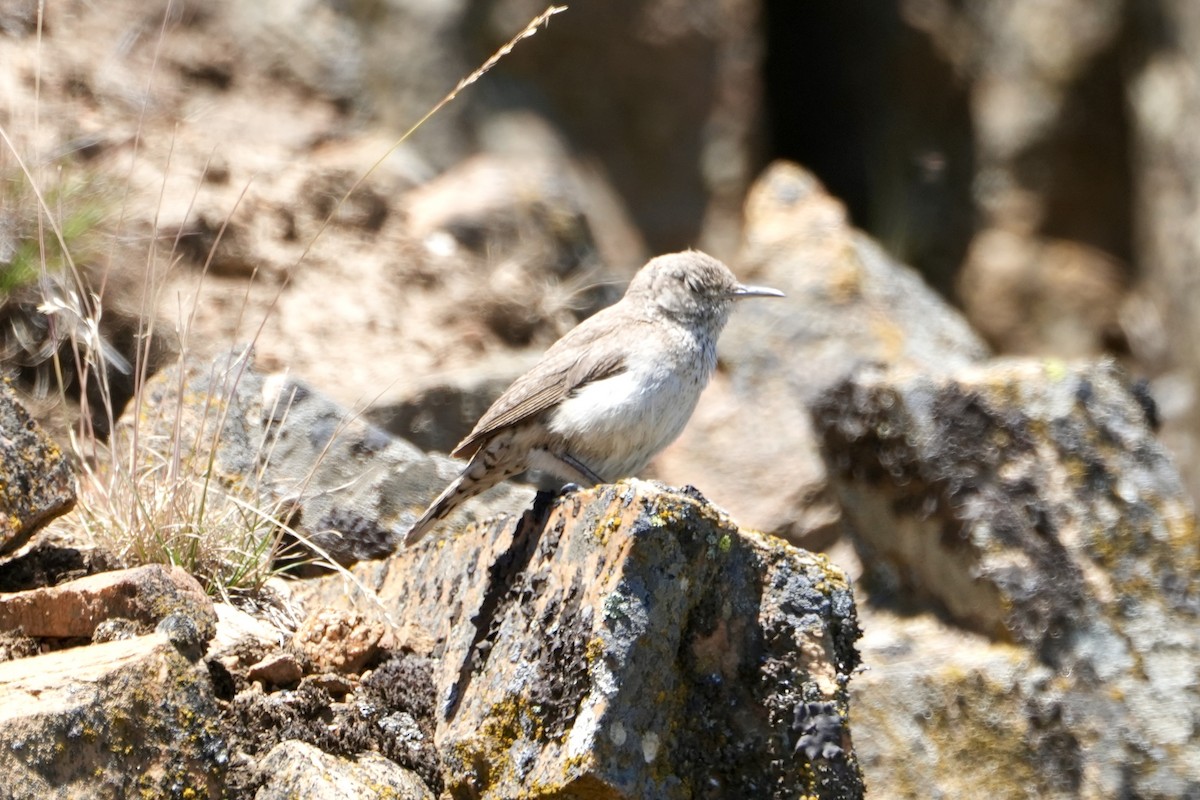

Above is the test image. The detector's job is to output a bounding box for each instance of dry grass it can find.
[0,4,570,598]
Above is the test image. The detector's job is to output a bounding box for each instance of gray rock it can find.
[367,352,537,455]
[813,357,1200,797]
[254,739,434,800]
[296,479,864,799]
[126,348,533,566]
[0,379,75,556]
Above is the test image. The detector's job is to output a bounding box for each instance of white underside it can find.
[547,350,711,480]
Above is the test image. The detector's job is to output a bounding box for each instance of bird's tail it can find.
[405,454,510,546]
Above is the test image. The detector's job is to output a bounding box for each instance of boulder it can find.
[812,357,1200,797]
[298,479,864,799]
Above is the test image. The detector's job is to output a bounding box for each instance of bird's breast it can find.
[547,341,715,479]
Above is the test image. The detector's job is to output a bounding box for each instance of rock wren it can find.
[405,250,783,544]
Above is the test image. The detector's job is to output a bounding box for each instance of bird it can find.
[404,250,784,544]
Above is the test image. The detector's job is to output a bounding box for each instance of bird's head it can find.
[626,250,784,330]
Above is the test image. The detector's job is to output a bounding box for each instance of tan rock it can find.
[0,563,214,641]
[292,608,385,674]
[959,228,1125,357]
[0,631,227,798]
[656,161,988,548]
[247,651,303,687]
[210,601,288,659]
[254,739,434,800]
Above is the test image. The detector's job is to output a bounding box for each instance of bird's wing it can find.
[450,311,641,459]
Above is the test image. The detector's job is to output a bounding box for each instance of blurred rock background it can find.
[6,0,1197,504]
[3,0,1200,797]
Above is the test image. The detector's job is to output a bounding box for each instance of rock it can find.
[247,652,303,687]
[0,564,215,641]
[479,0,762,257]
[0,629,37,663]
[655,162,988,548]
[292,608,385,675]
[0,538,107,593]
[0,631,228,798]
[0,379,76,556]
[254,739,435,800]
[210,601,288,661]
[366,351,538,455]
[958,228,1126,357]
[126,349,534,566]
[303,672,354,698]
[850,608,1068,799]
[812,357,1200,796]
[400,153,634,350]
[297,479,864,799]
[403,152,641,286]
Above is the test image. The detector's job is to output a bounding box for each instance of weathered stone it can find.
[292,608,384,675]
[813,357,1200,796]
[0,379,75,556]
[254,739,435,800]
[0,631,228,798]
[402,151,642,289]
[298,479,863,799]
[959,229,1126,357]
[0,564,215,641]
[656,162,988,548]
[247,651,303,687]
[125,349,533,566]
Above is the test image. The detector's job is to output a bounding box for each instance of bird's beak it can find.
[730,283,785,299]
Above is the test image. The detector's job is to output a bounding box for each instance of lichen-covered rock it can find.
[299,479,864,799]
[655,161,988,549]
[0,379,76,556]
[124,349,533,565]
[813,357,1200,797]
[0,630,228,798]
